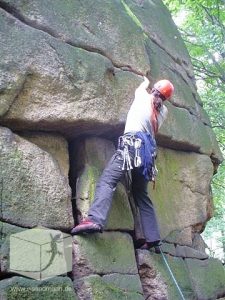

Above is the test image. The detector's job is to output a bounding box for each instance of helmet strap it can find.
[151,88,166,101]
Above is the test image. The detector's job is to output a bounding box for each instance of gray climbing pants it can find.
[88,148,161,243]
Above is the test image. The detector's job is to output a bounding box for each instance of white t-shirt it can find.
[124,77,168,136]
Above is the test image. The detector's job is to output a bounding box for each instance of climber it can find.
[71,76,174,253]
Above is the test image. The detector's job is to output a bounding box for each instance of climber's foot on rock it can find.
[140,241,161,254]
[71,219,103,235]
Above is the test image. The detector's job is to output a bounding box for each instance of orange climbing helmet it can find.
[153,79,174,100]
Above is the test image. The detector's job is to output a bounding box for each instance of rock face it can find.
[149,148,214,240]
[0,0,224,299]
[74,274,144,300]
[0,126,73,230]
[0,221,24,274]
[137,249,225,300]
[73,232,138,278]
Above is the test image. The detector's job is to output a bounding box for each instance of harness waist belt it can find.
[117,132,157,181]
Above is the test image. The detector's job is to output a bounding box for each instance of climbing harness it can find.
[117,133,157,183]
[118,134,136,171]
[159,246,186,300]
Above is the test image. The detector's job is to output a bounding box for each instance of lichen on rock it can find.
[0,0,224,299]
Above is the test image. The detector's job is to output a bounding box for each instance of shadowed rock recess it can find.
[0,0,224,299]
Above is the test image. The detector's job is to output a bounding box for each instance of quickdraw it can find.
[118,134,142,171]
[134,138,142,167]
[118,133,158,186]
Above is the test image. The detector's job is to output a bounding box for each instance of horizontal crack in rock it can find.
[0,1,207,121]
[146,32,194,80]
[0,1,215,156]
[0,1,143,76]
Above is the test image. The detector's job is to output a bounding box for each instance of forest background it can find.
[164,0,225,262]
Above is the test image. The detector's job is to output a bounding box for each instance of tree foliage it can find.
[163,0,225,261]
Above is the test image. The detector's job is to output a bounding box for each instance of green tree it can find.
[163,0,225,261]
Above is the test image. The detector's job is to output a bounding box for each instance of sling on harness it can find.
[118,132,157,182]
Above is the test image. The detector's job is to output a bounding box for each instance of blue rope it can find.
[159,246,186,300]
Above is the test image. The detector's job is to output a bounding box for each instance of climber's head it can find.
[151,79,174,101]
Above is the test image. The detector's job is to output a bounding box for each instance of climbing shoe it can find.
[140,241,161,254]
[71,219,103,235]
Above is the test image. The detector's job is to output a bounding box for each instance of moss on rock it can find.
[0,276,77,300]
[73,232,138,277]
[149,147,214,239]
[137,249,194,300]
[185,258,225,299]
[75,274,144,300]
[0,127,73,230]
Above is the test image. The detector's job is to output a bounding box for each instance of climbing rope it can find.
[159,246,186,300]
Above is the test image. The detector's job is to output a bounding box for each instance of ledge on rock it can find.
[175,245,208,260]
[158,103,223,164]
[164,227,193,247]
[72,232,138,278]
